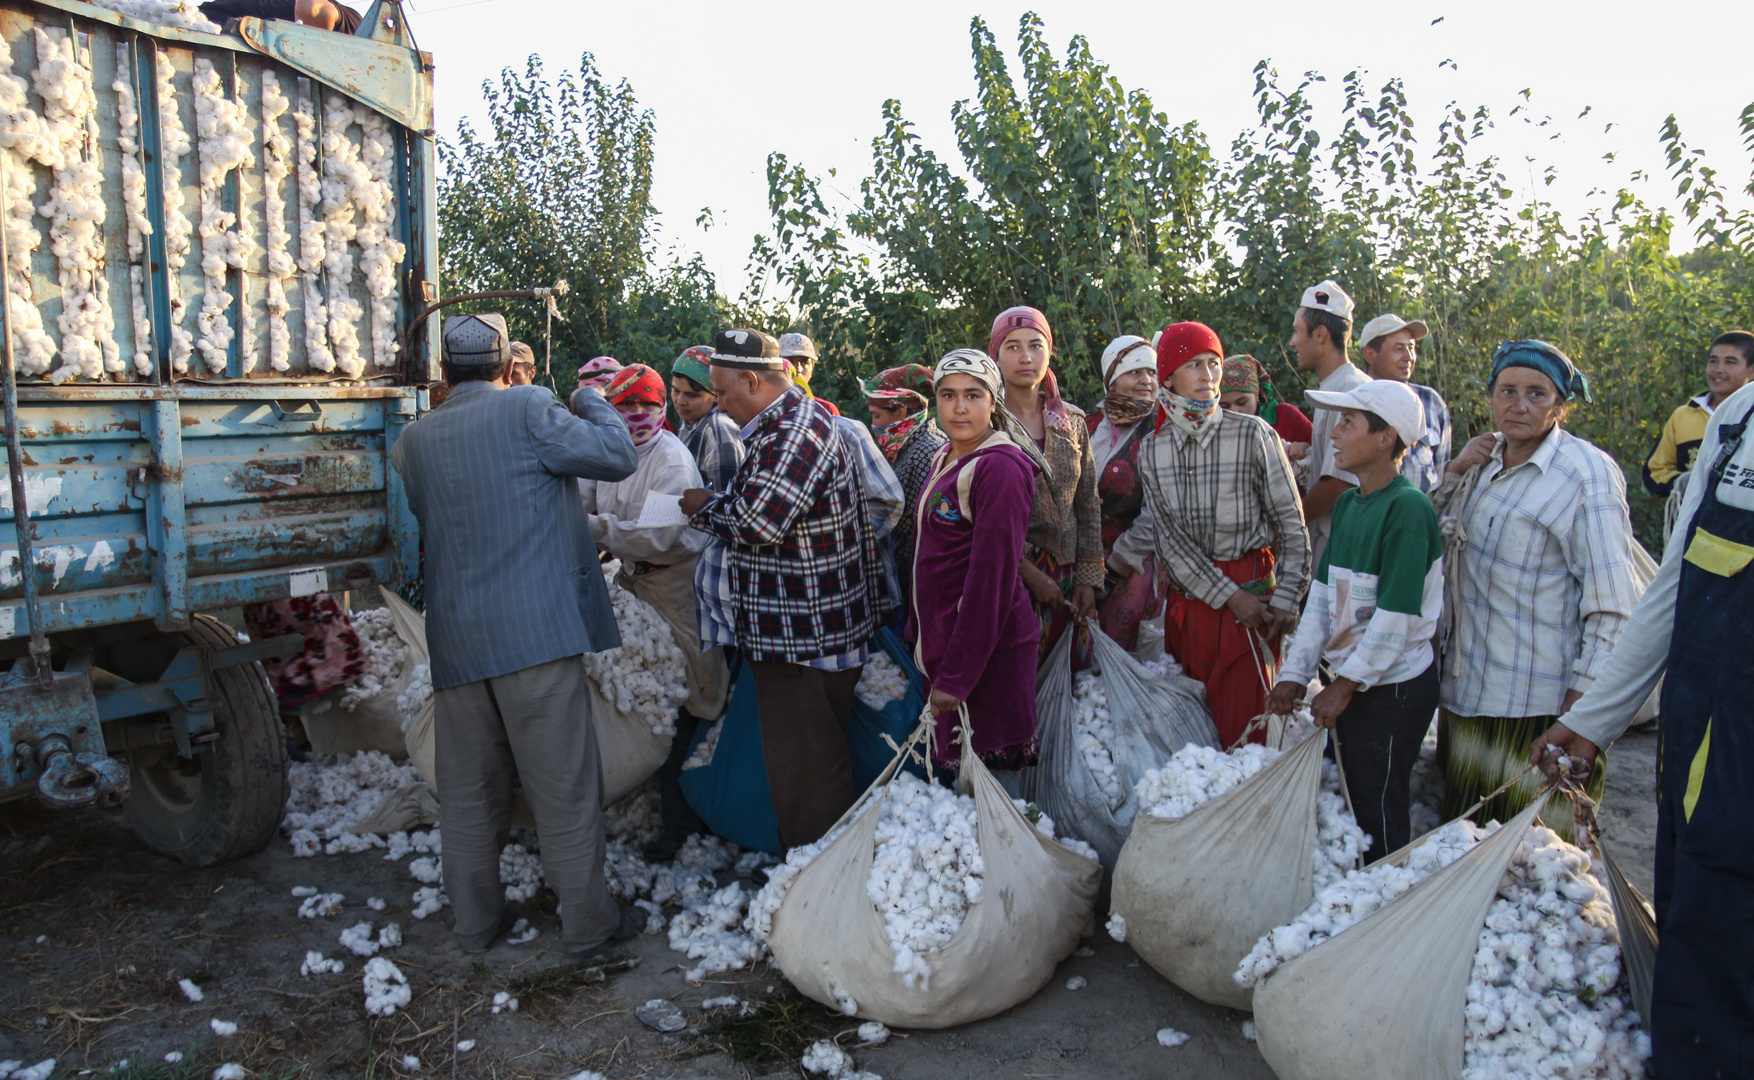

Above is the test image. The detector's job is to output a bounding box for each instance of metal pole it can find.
[0,169,53,688]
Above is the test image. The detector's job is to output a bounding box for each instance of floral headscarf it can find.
[863,364,937,462]
[1221,354,1287,425]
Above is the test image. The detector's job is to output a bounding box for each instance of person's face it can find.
[1290,310,1324,372]
[1364,329,1419,382]
[1330,408,1394,473]
[1706,344,1753,400]
[789,356,816,383]
[1110,368,1156,400]
[508,363,534,386]
[867,399,914,428]
[936,374,995,446]
[997,329,1050,392]
[1219,390,1258,415]
[671,377,715,423]
[1165,351,1223,401]
[1490,368,1565,444]
[711,367,767,427]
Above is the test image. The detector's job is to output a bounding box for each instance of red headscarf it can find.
[988,306,1052,360]
[1155,322,1224,384]
[603,364,666,406]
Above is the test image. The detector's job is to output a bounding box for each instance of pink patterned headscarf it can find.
[576,355,623,389]
[988,306,1071,436]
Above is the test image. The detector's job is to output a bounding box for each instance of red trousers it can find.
[1165,549,1280,747]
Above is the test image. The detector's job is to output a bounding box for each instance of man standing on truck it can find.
[390,313,643,957]
[198,0,363,33]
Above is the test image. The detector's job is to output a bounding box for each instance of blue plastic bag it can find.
[678,628,926,855]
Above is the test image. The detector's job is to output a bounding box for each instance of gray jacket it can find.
[391,382,638,689]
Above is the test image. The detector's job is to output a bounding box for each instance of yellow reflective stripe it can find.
[1683,718,1712,823]
[1683,528,1754,577]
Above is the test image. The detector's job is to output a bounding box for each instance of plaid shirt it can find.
[679,407,746,492]
[1109,408,1310,612]
[1435,427,1639,718]
[1402,382,1452,494]
[690,388,887,663]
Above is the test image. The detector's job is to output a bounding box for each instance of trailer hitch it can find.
[31,732,130,810]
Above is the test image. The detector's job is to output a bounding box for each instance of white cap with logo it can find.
[1306,379,1426,450]
[1299,279,1355,320]
[1358,313,1430,348]
[777,332,819,360]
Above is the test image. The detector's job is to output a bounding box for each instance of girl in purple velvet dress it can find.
[907,349,1048,796]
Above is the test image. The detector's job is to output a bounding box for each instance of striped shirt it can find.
[1435,426,1640,718]
[1402,382,1452,494]
[1109,407,1311,612]
[678,407,746,492]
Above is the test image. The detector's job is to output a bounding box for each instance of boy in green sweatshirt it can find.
[1267,379,1443,860]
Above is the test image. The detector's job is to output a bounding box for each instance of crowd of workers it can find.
[381,282,1753,1079]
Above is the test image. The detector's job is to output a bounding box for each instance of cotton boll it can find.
[499,844,544,903]
[209,1018,237,1036]
[1156,1027,1191,1048]
[581,576,691,737]
[153,52,197,374]
[856,1021,889,1045]
[300,951,344,976]
[410,887,447,920]
[504,919,538,946]
[1069,672,1126,810]
[681,719,723,771]
[338,921,380,957]
[362,957,410,1017]
[177,978,204,1002]
[1065,976,1087,990]
[1106,913,1127,942]
[800,1039,855,1077]
[854,652,908,709]
[489,991,517,1015]
[211,1067,245,1080]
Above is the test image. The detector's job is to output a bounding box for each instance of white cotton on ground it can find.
[282,750,420,856]
[581,576,690,737]
[177,978,204,1002]
[1071,671,1124,810]
[1065,976,1087,990]
[362,957,409,1017]
[411,886,447,920]
[212,1064,245,1080]
[208,1018,236,1036]
[454,1040,475,1052]
[854,652,908,709]
[3,1065,54,1080]
[300,951,344,976]
[1236,823,1652,1079]
[338,921,380,957]
[1105,913,1127,942]
[489,991,517,1015]
[1156,1027,1191,1048]
[856,1021,890,1045]
[800,1039,854,1077]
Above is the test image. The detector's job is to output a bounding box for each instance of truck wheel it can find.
[124,615,291,866]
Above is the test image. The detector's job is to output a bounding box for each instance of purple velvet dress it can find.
[906,435,1042,769]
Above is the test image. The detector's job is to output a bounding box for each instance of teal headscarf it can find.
[1490,340,1592,402]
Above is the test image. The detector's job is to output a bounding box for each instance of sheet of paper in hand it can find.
[636,492,688,528]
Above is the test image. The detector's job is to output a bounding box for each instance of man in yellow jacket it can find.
[1642,331,1754,497]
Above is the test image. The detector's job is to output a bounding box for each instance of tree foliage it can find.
[755,13,1754,546]
[437,54,742,390]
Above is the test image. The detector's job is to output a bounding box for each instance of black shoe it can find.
[642,834,685,863]
[567,905,645,960]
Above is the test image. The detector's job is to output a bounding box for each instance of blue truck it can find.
[1,0,441,864]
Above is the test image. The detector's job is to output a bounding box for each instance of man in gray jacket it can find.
[391,313,641,956]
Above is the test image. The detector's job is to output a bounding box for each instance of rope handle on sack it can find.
[838,701,978,838]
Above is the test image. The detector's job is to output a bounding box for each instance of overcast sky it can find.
[399,0,1751,295]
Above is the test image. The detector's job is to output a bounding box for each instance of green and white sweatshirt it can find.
[1279,475,1444,691]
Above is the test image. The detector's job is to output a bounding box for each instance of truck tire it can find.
[124,615,291,866]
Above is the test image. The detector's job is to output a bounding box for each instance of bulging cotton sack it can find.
[1252,796,1550,1080]
[590,675,673,806]
[1109,727,1328,1010]
[765,713,1101,1029]
[1035,625,1219,869]
[306,592,429,758]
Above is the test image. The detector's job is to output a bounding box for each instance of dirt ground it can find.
[0,727,1662,1080]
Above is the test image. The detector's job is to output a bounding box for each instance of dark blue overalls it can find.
[1652,398,1754,1077]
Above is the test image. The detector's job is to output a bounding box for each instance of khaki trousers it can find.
[434,655,618,953]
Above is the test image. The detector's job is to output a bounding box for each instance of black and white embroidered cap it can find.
[442,313,511,366]
[709,328,785,370]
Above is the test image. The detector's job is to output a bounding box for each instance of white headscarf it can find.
[933,348,1053,480]
[1101,335,1156,387]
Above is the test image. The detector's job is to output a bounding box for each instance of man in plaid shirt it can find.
[681,328,888,849]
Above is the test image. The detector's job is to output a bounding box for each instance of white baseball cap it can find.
[1306,379,1425,451]
[1358,313,1430,348]
[1299,279,1354,320]
[1100,335,1156,386]
[777,332,819,360]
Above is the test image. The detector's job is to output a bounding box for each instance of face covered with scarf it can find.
[1100,335,1159,427]
[862,363,935,462]
[604,364,667,446]
[1155,322,1226,440]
